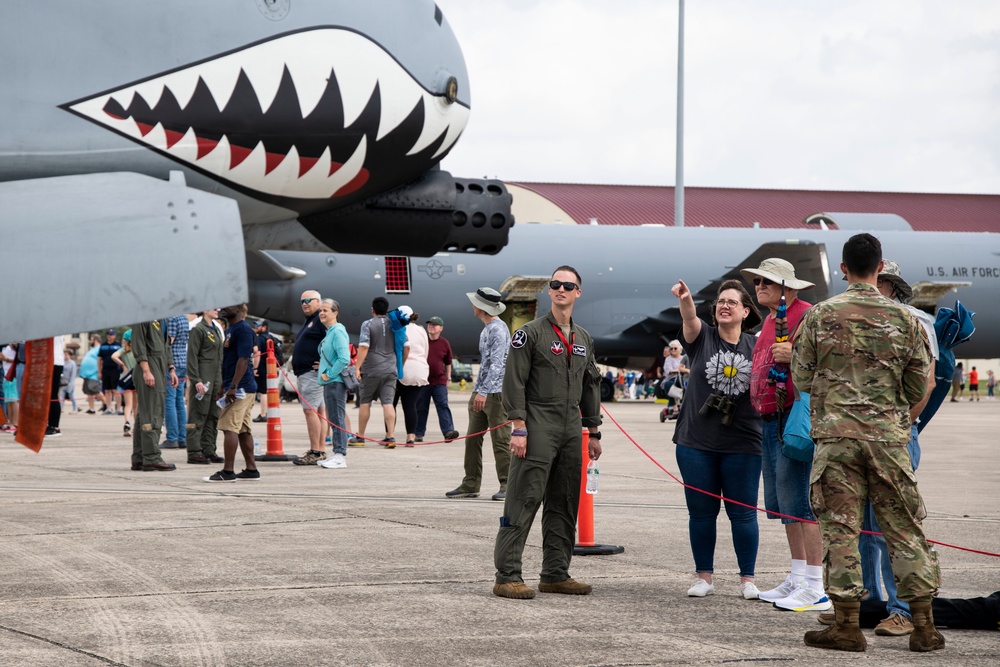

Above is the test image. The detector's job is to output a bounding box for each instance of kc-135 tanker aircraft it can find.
[248,220,997,379]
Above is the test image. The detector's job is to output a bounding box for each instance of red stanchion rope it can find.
[275,362,511,446]
[600,404,1000,559]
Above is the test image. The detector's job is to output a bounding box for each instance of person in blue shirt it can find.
[317,299,351,469]
[204,304,259,482]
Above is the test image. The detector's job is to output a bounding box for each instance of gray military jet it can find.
[248,220,996,399]
[0,1,513,342]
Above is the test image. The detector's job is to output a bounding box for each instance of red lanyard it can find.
[551,323,574,366]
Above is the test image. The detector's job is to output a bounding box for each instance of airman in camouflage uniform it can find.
[791,233,943,652]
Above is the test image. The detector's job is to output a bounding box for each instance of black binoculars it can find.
[699,391,736,427]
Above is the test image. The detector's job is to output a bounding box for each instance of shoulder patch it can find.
[511,329,527,349]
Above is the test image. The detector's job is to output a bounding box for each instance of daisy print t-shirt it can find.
[672,318,762,455]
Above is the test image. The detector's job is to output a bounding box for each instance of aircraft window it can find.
[385,256,411,294]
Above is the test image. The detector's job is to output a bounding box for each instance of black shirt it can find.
[292,312,325,375]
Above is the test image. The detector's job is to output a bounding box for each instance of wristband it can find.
[512,428,527,437]
[589,431,602,440]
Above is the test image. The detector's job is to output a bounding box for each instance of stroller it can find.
[658,372,685,422]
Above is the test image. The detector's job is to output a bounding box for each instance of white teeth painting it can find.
[65,28,469,201]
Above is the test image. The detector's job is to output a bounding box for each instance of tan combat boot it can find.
[803,600,867,652]
[908,600,945,652]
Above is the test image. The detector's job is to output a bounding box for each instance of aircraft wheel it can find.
[600,377,615,402]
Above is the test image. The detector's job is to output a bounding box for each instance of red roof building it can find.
[508,183,1000,233]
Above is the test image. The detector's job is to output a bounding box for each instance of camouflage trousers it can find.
[810,437,940,602]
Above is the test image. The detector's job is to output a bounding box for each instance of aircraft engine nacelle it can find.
[298,170,514,256]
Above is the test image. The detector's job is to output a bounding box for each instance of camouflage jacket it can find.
[791,283,930,444]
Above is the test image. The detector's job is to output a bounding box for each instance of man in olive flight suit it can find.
[186,308,225,465]
[130,318,178,471]
[493,265,603,600]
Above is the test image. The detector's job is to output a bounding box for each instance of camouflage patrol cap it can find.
[841,258,913,301]
[878,259,913,301]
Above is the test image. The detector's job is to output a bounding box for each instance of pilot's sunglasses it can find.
[549,280,579,291]
[300,297,317,305]
[752,277,775,286]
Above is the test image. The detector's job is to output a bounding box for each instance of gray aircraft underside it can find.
[249,223,1000,366]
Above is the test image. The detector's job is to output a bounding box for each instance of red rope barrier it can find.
[275,363,511,446]
[600,404,1000,559]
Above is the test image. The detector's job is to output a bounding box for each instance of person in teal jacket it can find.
[317,298,352,469]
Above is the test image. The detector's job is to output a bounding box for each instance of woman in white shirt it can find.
[395,316,430,445]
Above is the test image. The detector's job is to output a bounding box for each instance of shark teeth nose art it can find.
[66,28,470,201]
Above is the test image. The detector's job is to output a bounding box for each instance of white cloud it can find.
[436,0,1000,193]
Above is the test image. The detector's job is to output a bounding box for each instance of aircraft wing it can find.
[0,172,246,342]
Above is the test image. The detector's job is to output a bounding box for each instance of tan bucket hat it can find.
[740,258,815,291]
[466,287,506,316]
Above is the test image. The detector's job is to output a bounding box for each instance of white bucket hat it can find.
[466,287,506,316]
[740,258,815,291]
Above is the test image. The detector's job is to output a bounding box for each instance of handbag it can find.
[4,361,15,382]
[781,392,815,462]
[341,366,360,393]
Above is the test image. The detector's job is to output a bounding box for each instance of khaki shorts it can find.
[218,394,255,434]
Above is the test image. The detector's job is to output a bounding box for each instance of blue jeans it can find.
[675,444,762,577]
[415,384,454,436]
[760,414,815,524]
[860,424,920,618]
[164,377,187,443]
[323,381,348,455]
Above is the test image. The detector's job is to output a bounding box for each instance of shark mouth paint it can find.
[62,27,469,210]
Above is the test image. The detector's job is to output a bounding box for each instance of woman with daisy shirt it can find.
[671,277,764,601]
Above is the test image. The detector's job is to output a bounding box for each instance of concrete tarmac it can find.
[0,395,997,666]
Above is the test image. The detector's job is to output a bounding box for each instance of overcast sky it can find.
[434,0,1000,194]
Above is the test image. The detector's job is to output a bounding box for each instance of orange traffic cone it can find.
[574,430,625,556]
[255,339,296,461]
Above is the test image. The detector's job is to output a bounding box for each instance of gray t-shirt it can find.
[672,319,762,455]
[358,316,397,379]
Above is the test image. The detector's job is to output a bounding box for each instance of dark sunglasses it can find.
[752,277,775,287]
[549,280,579,291]
[300,297,317,305]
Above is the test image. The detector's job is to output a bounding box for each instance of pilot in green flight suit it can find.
[493,266,603,600]
[131,319,178,471]
[186,310,225,463]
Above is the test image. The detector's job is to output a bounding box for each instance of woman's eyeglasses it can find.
[716,299,742,308]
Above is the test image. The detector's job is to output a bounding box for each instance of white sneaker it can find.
[758,575,798,602]
[740,581,760,600]
[687,579,715,597]
[318,453,347,469]
[772,583,833,612]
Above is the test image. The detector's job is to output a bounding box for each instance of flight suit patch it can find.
[511,330,527,349]
[551,341,564,355]
[572,344,587,357]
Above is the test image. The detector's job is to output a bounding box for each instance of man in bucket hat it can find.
[446,288,512,501]
[740,258,829,611]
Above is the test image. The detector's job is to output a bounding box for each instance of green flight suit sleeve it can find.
[132,321,151,365]
[502,326,533,422]
[579,357,603,428]
[187,326,203,385]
